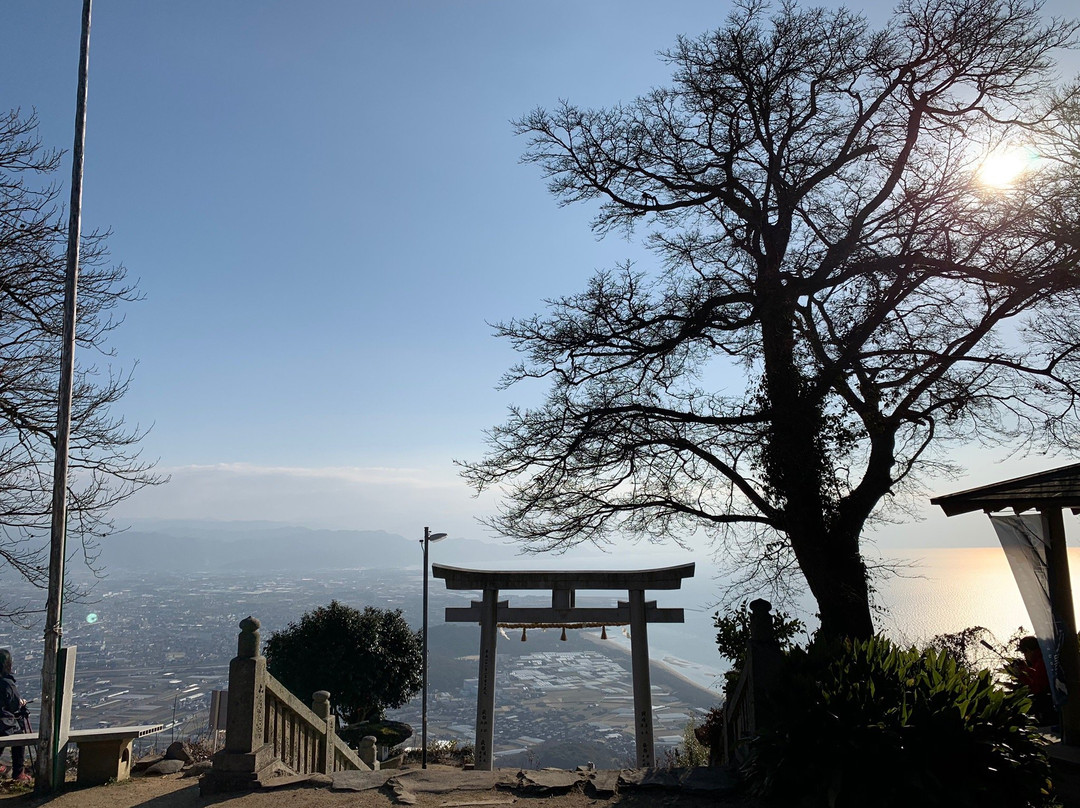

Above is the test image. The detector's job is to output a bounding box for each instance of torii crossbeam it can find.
[433,563,695,770]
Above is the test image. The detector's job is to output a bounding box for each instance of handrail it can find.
[263,665,367,774]
[264,675,325,775]
[331,735,365,772]
[721,598,780,764]
[206,617,368,793]
[723,653,754,763]
[265,676,324,734]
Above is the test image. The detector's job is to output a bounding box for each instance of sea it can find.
[535,546,1080,695]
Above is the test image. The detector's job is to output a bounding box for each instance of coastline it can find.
[580,631,723,707]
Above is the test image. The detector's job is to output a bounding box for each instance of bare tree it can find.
[462,0,1080,639]
[0,109,159,621]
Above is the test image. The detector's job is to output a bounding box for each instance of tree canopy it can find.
[264,601,422,725]
[463,0,1080,638]
[0,110,159,621]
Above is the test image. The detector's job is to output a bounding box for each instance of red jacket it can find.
[1019,655,1050,696]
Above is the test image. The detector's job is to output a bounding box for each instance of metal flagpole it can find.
[37,0,92,794]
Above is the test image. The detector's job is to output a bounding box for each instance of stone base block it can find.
[201,745,280,794]
[77,737,135,786]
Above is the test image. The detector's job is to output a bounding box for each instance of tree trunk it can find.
[757,263,875,640]
[794,529,874,640]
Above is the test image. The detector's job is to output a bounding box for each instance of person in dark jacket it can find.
[0,649,30,783]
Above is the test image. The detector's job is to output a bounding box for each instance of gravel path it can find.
[0,765,760,808]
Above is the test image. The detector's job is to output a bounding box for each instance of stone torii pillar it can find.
[432,563,694,770]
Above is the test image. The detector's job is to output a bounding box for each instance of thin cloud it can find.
[165,462,461,489]
[113,461,495,536]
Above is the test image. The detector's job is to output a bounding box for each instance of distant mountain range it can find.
[96,519,523,572]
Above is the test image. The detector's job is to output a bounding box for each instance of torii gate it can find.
[432,562,694,770]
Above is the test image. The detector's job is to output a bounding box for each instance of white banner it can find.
[990,514,1067,706]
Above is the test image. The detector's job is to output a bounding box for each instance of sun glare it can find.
[977,148,1038,189]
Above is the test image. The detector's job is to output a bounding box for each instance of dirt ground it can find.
[0,766,757,808]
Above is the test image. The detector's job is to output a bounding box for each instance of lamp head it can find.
[428,532,448,542]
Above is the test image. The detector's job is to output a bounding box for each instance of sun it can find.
[976,147,1038,189]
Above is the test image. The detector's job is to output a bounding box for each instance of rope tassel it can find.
[520,628,527,642]
[601,625,608,640]
[560,627,567,641]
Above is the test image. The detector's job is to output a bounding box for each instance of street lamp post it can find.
[421,526,447,769]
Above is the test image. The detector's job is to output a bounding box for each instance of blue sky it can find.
[3,1,1079,550]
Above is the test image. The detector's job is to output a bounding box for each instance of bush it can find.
[664,716,710,768]
[338,719,413,750]
[403,738,474,767]
[747,637,1053,808]
[265,601,422,724]
[927,625,1030,682]
[694,705,724,761]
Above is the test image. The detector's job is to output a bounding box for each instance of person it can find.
[0,649,31,783]
[1015,636,1055,726]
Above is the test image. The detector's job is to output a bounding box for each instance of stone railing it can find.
[723,652,754,763]
[264,680,366,775]
[722,598,782,765]
[203,617,367,794]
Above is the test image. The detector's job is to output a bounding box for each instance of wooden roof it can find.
[931,462,1080,516]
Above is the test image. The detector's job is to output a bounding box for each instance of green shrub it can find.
[403,738,474,767]
[265,600,422,724]
[747,637,1053,808]
[338,719,413,749]
[926,625,1029,683]
[664,716,710,768]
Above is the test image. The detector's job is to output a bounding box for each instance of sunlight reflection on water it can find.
[440,545,1080,691]
[875,547,1080,646]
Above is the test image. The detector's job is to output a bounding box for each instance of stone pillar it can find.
[312,690,333,774]
[748,598,773,642]
[474,588,499,771]
[629,589,654,768]
[748,599,782,732]
[358,736,379,770]
[204,617,277,793]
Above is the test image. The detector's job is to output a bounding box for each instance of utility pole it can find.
[37,0,92,794]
